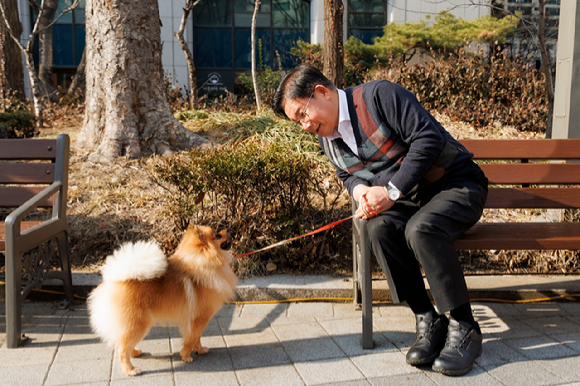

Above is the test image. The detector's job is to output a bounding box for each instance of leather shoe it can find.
[432,318,483,376]
[406,312,449,366]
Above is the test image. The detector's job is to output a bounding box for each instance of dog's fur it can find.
[88,224,237,376]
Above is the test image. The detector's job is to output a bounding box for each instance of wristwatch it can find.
[386,182,401,201]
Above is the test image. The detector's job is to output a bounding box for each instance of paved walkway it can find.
[1,275,580,385]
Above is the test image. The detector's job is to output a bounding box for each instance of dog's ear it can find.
[192,225,210,248]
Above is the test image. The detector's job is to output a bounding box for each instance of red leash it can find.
[234,215,354,258]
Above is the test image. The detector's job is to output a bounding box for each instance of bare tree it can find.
[0,0,80,126]
[323,0,344,88]
[486,0,558,136]
[67,47,85,96]
[78,0,209,162]
[0,0,24,100]
[37,0,58,101]
[251,0,262,111]
[174,0,202,110]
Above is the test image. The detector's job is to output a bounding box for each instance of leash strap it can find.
[234,215,354,258]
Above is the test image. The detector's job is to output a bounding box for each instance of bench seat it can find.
[457,222,580,250]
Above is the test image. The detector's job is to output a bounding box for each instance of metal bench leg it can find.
[359,219,374,349]
[56,232,74,307]
[5,242,25,348]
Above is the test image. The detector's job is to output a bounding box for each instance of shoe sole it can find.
[431,348,482,376]
[432,362,474,376]
[406,351,440,366]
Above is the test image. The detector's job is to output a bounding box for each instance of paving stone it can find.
[536,356,580,383]
[236,364,304,386]
[293,357,365,385]
[503,335,578,360]
[482,361,566,386]
[425,365,505,386]
[475,337,527,367]
[0,363,50,385]
[287,302,334,319]
[45,357,112,385]
[349,351,419,378]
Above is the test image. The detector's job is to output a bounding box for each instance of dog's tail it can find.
[100,240,168,282]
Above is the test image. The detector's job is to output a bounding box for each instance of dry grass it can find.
[24,108,579,276]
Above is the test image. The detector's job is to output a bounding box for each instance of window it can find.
[348,0,387,44]
[194,0,310,95]
[32,0,86,88]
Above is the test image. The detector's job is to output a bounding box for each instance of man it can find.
[272,65,488,376]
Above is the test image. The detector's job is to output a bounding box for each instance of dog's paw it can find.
[131,348,142,358]
[126,367,142,376]
[181,354,193,363]
[195,346,209,355]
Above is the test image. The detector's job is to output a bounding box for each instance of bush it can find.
[365,48,548,132]
[152,127,350,277]
[0,111,36,138]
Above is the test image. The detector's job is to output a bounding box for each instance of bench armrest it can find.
[4,181,65,236]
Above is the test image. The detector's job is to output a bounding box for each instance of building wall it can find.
[159,2,194,93]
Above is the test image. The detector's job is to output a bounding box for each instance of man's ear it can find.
[315,84,331,99]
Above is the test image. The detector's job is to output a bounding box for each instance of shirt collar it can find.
[328,89,350,140]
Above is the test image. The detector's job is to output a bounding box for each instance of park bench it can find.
[352,138,580,349]
[0,134,73,348]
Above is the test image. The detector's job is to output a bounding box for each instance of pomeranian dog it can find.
[88,224,238,376]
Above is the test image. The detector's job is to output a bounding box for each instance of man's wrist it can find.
[386,181,402,201]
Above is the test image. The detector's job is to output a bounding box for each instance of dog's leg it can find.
[118,326,149,376]
[180,316,211,362]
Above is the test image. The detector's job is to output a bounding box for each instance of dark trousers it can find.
[366,166,488,313]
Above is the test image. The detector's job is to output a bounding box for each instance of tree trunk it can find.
[538,0,555,138]
[251,0,261,111]
[79,0,209,161]
[323,0,344,88]
[174,0,199,110]
[67,47,86,96]
[38,0,58,101]
[0,0,24,100]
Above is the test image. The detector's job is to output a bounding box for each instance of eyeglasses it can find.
[298,90,315,125]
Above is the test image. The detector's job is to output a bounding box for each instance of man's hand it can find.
[354,186,394,220]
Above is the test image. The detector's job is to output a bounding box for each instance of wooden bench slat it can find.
[485,188,580,208]
[0,187,54,207]
[461,139,580,160]
[456,222,580,250]
[0,163,56,184]
[0,139,57,160]
[479,163,580,184]
[0,221,44,251]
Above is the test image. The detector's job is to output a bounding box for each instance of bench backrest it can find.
[0,135,69,209]
[460,139,580,209]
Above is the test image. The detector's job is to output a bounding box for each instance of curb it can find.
[2,273,580,304]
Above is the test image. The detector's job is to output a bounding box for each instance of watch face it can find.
[389,190,399,200]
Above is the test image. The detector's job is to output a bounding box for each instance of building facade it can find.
[16,0,493,97]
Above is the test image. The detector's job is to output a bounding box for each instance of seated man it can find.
[272,65,488,376]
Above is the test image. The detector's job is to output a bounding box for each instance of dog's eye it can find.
[214,233,222,240]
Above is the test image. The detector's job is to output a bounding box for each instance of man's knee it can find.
[404,216,449,248]
[366,216,399,244]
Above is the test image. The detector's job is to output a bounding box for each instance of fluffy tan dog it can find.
[88,224,237,376]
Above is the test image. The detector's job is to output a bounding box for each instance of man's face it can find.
[283,86,338,137]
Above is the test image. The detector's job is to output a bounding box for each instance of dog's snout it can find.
[220,231,232,250]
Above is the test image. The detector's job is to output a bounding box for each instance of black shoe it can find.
[406,312,449,366]
[432,318,483,376]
